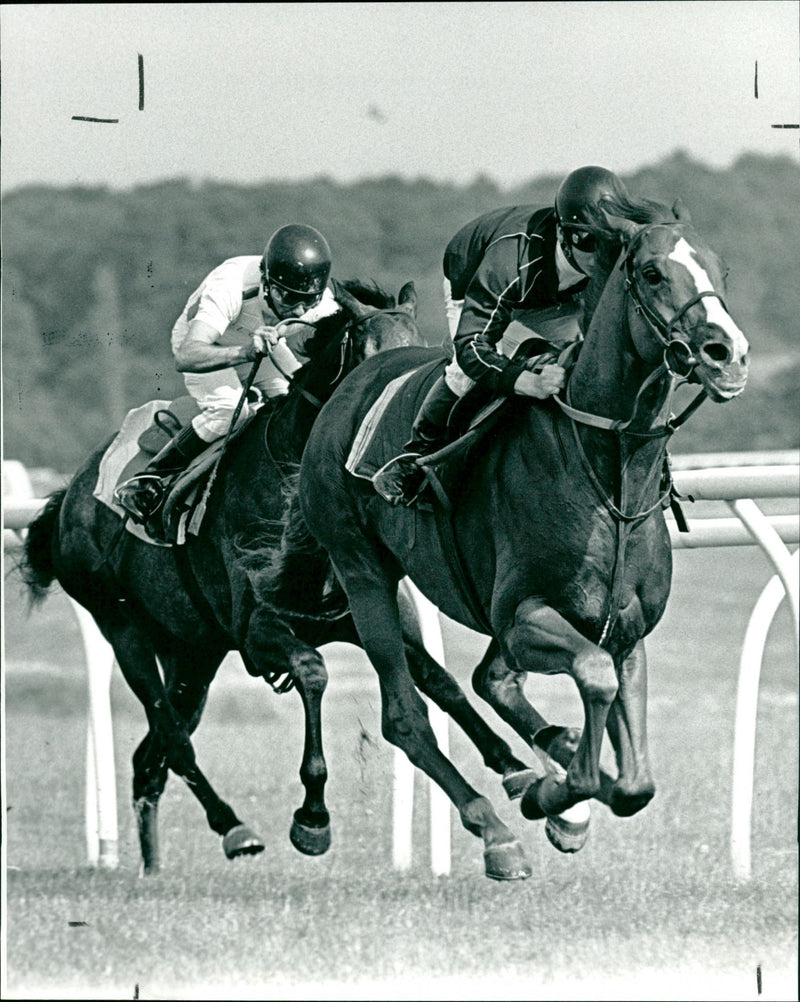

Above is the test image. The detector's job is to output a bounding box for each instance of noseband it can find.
[622,223,728,378]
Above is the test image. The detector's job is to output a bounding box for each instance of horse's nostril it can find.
[702,342,730,364]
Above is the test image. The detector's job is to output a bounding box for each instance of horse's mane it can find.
[299,279,396,361]
[581,191,682,324]
[338,279,396,310]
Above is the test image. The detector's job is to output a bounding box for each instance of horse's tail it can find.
[18,488,67,603]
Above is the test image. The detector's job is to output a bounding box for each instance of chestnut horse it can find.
[297,198,749,879]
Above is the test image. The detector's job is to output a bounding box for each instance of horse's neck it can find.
[569,265,671,430]
[562,261,672,504]
[267,358,341,465]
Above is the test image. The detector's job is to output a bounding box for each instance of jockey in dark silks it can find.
[377,165,631,506]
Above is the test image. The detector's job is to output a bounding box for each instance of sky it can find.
[1,1,798,194]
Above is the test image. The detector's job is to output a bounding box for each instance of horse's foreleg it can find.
[472,640,617,807]
[507,600,618,819]
[240,609,331,856]
[162,646,266,860]
[131,732,168,874]
[336,563,531,881]
[289,652,331,855]
[604,640,655,816]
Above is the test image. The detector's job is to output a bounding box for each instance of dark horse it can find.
[21,278,548,874]
[298,198,750,879]
[18,279,430,872]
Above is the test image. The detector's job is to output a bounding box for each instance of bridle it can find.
[267,306,412,410]
[554,220,726,444]
[549,220,732,646]
[622,222,728,380]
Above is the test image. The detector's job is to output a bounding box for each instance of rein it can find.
[550,222,727,647]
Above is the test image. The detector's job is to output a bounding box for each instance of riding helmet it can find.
[555,166,628,231]
[263,224,332,295]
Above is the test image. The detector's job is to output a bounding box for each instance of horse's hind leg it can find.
[326,551,531,881]
[603,641,655,816]
[400,627,537,798]
[99,615,253,869]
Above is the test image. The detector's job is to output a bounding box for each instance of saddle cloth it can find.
[95,397,254,546]
[345,336,574,485]
[346,359,445,480]
[95,400,176,546]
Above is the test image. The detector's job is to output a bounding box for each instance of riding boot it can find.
[373,376,460,507]
[115,423,209,524]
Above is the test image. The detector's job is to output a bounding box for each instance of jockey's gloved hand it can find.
[251,325,281,357]
[513,364,566,399]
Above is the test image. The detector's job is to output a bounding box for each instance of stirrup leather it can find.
[114,473,168,523]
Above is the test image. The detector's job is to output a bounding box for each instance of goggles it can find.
[563,228,597,254]
[266,280,322,311]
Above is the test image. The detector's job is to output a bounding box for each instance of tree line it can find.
[3,150,798,471]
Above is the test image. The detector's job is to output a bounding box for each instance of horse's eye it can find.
[642,265,662,286]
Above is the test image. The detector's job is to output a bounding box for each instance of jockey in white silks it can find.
[118,224,340,523]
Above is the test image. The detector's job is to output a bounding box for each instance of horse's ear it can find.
[398,281,417,317]
[332,279,373,319]
[672,197,692,222]
[603,213,641,241]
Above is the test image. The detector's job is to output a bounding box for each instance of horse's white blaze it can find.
[668,238,749,358]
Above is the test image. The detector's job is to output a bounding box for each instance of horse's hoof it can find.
[609,785,655,817]
[519,778,548,820]
[483,840,532,880]
[290,815,331,856]
[502,768,540,801]
[545,801,591,854]
[536,726,581,769]
[222,824,265,860]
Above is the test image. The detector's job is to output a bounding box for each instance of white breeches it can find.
[181,340,302,442]
[183,369,255,442]
[441,277,473,397]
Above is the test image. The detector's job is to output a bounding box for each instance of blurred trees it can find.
[2,153,798,472]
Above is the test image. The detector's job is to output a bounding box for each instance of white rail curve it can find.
[4,455,798,879]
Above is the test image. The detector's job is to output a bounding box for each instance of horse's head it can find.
[279,279,421,407]
[331,279,420,360]
[604,203,749,402]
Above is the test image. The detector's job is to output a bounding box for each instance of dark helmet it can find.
[263,224,332,296]
[555,166,628,231]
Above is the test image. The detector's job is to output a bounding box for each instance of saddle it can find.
[99,397,256,545]
[348,339,573,509]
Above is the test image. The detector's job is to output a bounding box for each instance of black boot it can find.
[115,424,209,523]
[372,376,460,507]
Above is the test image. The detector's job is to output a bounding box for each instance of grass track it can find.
[2,546,798,1000]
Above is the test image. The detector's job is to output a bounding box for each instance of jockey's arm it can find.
[174,319,263,374]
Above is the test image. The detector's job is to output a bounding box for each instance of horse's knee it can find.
[572,649,618,706]
[291,649,328,695]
